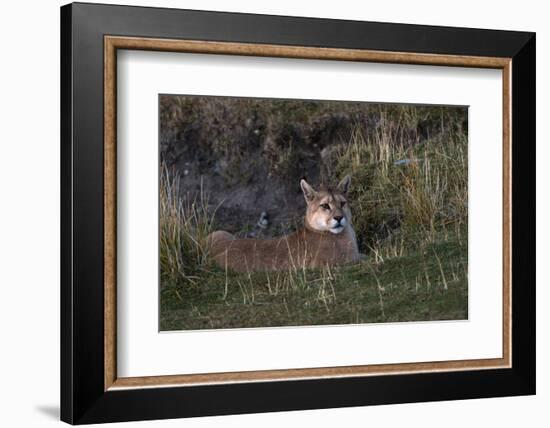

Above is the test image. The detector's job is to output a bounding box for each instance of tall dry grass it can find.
[159,164,218,287]
[334,107,467,252]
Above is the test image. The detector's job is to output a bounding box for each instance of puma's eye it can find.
[320,203,330,210]
[341,201,347,207]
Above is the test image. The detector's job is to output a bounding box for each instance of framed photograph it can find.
[60,2,535,424]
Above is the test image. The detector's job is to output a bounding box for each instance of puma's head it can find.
[300,175,352,235]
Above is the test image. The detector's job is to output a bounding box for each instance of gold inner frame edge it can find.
[104,36,512,391]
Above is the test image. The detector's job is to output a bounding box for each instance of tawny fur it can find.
[207,176,360,272]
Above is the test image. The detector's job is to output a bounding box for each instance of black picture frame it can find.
[61,2,535,424]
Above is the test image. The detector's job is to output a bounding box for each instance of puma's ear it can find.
[300,179,317,203]
[338,175,351,195]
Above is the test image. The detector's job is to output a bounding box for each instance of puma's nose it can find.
[334,215,343,222]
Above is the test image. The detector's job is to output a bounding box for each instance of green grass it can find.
[160,225,467,330]
[159,103,468,331]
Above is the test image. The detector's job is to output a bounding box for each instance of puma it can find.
[207,176,360,272]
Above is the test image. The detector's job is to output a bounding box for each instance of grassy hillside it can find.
[161,227,467,330]
[159,98,468,331]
